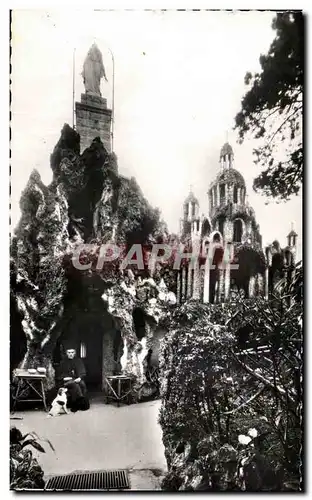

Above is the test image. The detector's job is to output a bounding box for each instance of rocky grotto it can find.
[10,123,175,397]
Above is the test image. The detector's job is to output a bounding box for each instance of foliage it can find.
[274,260,303,304]
[117,176,164,247]
[10,427,54,490]
[235,13,303,200]
[159,291,303,491]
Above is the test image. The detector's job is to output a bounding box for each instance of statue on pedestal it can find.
[81,43,108,97]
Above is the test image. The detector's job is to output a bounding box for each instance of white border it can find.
[3,2,309,498]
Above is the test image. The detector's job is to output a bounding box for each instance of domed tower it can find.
[181,188,200,238]
[207,142,262,247]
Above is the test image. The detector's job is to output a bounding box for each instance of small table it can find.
[103,375,134,406]
[11,369,48,412]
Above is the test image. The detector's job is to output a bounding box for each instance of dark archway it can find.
[57,271,117,390]
[201,219,211,237]
[220,184,226,204]
[132,307,147,340]
[233,185,238,203]
[212,232,222,243]
[233,219,243,242]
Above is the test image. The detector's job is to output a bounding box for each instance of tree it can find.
[159,295,303,491]
[235,12,303,200]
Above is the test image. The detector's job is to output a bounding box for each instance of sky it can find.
[10,9,302,260]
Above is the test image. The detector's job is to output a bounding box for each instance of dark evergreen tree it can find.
[235,12,303,200]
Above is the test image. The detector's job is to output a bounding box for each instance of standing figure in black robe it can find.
[57,347,89,412]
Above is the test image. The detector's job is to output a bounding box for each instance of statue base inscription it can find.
[75,93,112,154]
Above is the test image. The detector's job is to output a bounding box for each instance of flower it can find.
[238,434,252,445]
[248,428,258,438]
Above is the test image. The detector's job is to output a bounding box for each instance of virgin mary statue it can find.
[81,43,108,97]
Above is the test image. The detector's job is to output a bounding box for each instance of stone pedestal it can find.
[75,93,112,153]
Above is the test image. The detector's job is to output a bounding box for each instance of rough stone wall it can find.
[102,331,116,388]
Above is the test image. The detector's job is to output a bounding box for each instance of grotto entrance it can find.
[56,273,121,391]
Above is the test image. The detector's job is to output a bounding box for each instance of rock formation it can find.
[11,124,174,396]
[11,169,70,389]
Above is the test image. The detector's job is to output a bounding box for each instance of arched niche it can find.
[284,248,294,267]
[201,218,211,237]
[191,202,196,217]
[233,218,243,243]
[220,184,226,204]
[210,230,223,245]
[201,236,210,256]
[183,203,188,218]
[233,185,238,204]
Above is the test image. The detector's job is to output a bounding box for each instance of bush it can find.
[10,427,54,490]
[159,294,302,491]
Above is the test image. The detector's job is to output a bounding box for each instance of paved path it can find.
[10,399,167,490]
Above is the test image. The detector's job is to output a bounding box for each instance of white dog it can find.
[48,388,70,417]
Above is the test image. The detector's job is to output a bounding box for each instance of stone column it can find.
[224,264,231,301]
[203,258,210,303]
[214,278,219,304]
[181,267,187,302]
[228,183,233,203]
[218,268,225,303]
[102,331,115,390]
[75,93,112,153]
[264,252,271,300]
[188,202,192,220]
[176,271,181,304]
[192,260,201,300]
[211,189,214,208]
[224,244,232,301]
[257,274,264,296]
[187,264,193,298]
[237,187,241,205]
[249,275,256,297]
[217,184,220,206]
